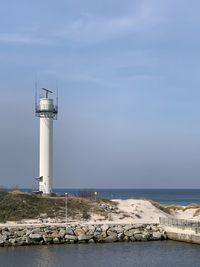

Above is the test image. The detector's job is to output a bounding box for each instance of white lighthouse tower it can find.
[35,88,58,195]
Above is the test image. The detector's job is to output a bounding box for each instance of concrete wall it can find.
[166,231,200,244]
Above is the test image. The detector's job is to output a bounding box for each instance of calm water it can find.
[0,241,200,267]
[54,189,200,205]
[23,188,200,205]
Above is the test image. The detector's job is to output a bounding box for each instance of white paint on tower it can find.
[35,88,58,195]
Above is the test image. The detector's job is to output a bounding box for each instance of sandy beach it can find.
[1,198,199,227]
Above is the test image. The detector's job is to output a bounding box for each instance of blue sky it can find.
[1,0,200,189]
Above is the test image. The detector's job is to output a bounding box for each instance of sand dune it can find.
[1,199,200,227]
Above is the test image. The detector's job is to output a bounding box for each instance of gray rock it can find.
[142,232,151,240]
[104,233,118,243]
[44,228,52,234]
[101,224,109,232]
[48,226,57,231]
[88,225,96,231]
[82,226,89,233]
[107,230,117,236]
[151,225,159,232]
[101,231,108,238]
[134,234,143,241]
[8,238,17,245]
[78,234,93,241]
[74,228,85,236]
[0,239,5,246]
[105,231,118,241]
[65,227,74,235]
[53,237,60,244]
[96,227,102,233]
[151,232,162,240]
[17,237,27,246]
[146,225,151,230]
[117,233,124,240]
[31,228,41,234]
[59,229,66,238]
[123,225,134,231]
[18,240,25,246]
[161,232,167,240]
[0,223,168,247]
[43,235,53,243]
[51,231,59,238]
[0,235,7,244]
[1,232,9,239]
[25,237,31,245]
[40,240,44,245]
[93,230,102,237]
[112,226,124,234]
[3,240,10,247]
[26,230,32,236]
[87,225,96,235]
[78,240,86,243]
[2,227,8,231]
[29,234,43,241]
[132,224,145,229]
[16,230,26,237]
[125,229,141,237]
[124,230,134,237]
[65,234,78,241]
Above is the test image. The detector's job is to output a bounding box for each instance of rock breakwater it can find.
[0,224,166,247]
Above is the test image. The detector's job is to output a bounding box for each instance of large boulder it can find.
[134,234,144,241]
[112,225,124,234]
[104,232,118,243]
[43,235,53,243]
[29,234,43,241]
[65,227,74,235]
[53,237,60,244]
[8,238,17,246]
[125,229,141,237]
[86,225,96,235]
[74,228,85,237]
[151,232,162,240]
[0,235,7,245]
[58,229,66,238]
[15,230,26,237]
[65,234,78,241]
[78,234,93,241]
[101,225,109,232]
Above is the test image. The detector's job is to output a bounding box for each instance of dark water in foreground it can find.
[1,241,200,267]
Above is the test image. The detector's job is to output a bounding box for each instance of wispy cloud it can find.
[0,33,53,45]
[0,1,166,46]
[55,1,165,44]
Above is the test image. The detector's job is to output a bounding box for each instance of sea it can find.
[2,188,200,266]
[52,188,200,205]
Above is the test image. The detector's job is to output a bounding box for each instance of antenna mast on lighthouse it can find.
[35,88,58,195]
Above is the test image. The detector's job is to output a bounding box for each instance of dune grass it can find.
[150,200,200,215]
[0,191,115,223]
[0,191,66,222]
